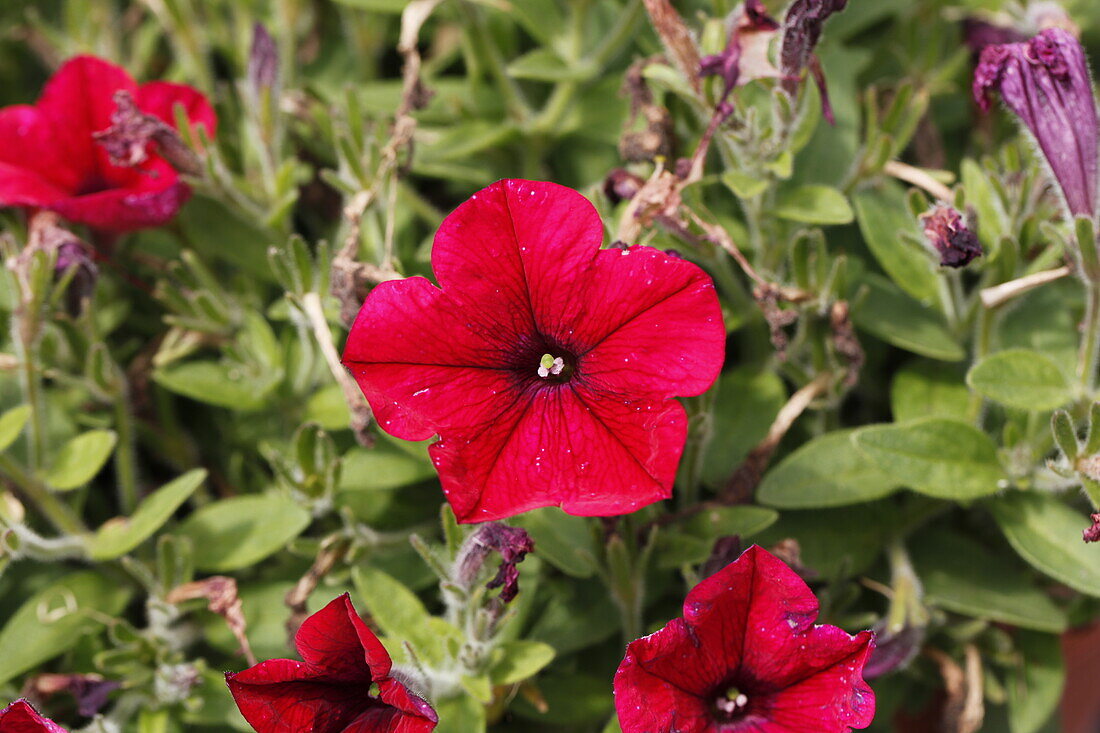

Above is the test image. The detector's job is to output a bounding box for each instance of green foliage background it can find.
[2,0,1100,731]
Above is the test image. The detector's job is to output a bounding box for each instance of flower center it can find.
[537,353,569,381]
[713,686,750,722]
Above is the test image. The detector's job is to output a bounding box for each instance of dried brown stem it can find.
[642,0,702,94]
[883,160,955,203]
[284,536,351,641]
[979,265,1072,309]
[167,577,257,666]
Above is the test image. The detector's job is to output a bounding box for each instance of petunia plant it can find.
[1,1,1100,732]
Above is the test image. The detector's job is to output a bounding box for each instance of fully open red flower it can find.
[0,55,215,232]
[0,700,67,733]
[226,593,436,733]
[341,179,725,522]
[614,545,875,733]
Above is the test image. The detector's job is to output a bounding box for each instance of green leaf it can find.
[352,565,456,664]
[89,469,207,560]
[0,571,131,685]
[701,368,786,488]
[656,506,778,568]
[890,360,970,423]
[44,429,117,490]
[721,170,769,199]
[1007,631,1065,733]
[853,186,938,302]
[910,530,1067,632]
[758,429,899,508]
[0,404,30,452]
[507,49,588,82]
[852,274,964,361]
[176,494,310,571]
[489,640,556,685]
[530,577,620,655]
[153,361,274,411]
[774,184,854,224]
[853,418,1004,500]
[961,158,1008,261]
[967,349,1071,412]
[338,444,436,491]
[304,385,352,430]
[988,491,1100,596]
[514,673,614,724]
[433,693,487,733]
[513,508,599,578]
[330,0,407,11]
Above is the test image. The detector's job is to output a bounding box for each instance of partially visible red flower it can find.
[226,593,437,733]
[0,700,68,733]
[614,545,875,733]
[341,179,725,523]
[0,55,216,232]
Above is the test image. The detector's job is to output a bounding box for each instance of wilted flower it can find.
[26,674,119,719]
[920,204,983,268]
[341,179,725,523]
[779,0,849,123]
[455,522,534,602]
[1084,513,1100,543]
[603,168,646,204]
[974,28,1098,219]
[0,700,67,732]
[614,545,875,733]
[962,18,1027,57]
[0,56,215,232]
[698,0,780,101]
[226,593,437,732]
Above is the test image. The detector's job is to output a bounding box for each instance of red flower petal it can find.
[294,594,392,682]
[0,106,78,200]
[432,383,686,521]
[0,699,68,733]
[614,546,876,733]
[136,80,218,138]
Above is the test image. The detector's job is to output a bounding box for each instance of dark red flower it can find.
[0,55,216,232]
[341,179,725,523]
[919,204,982,268]
[614,545,875,733]
[226,594,437,733]
[0,700,67,733]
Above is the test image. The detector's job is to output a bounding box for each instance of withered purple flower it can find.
[455,522,534,603]
[248,23,280,96]
[920,204,982,268]
[779,0,849,123]
[1084,513,1100,543]
[974,28,1098,219]
[699,0,780,103]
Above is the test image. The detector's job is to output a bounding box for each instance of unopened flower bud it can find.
[974,28,1098,219]
[55,239,98,316]
[603,168,645,204]
[863,621,925,678]
[920,204,982,268]
[248,23,280,96]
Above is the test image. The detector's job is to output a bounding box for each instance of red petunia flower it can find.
[614,545,875,733]
[0,55,215,232]
[226,593,437,733]
[341,179,725,523]
[0,699,68,733]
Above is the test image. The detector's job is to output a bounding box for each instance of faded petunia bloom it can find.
[226,594,437,733]
[0,56,216,232]
[779,0,849,123]
[0,699,68,733]
[341,179,725,523]
[699,0,780,102]
[1084,513,1100,543]
[614,545,875,733]
[920,204,982,268]
[455,522,535,603]
[974,28,1098,219]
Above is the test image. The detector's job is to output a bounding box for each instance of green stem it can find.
[0,454,86,535]
[114,389,139,514]
[1078,280,1100,399]
[13,335,45,472]
[462,3,530,121]
[677,392,716,509]
[589,0,644,68]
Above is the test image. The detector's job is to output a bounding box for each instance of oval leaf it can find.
[853,186,938,302]
[774,184,854,224]
[758,429,899,508]
[890,360,970,423]
[153,361,272,411]
[176,494,310,571]
[0,405,30,453]
[44,430,118,490]
[853,418,1003,500]
[489,640,556,685]
[911,530,1067,632]
[0,571,131,685]
[89,469,207,560]
[852,275,964,361]
[967,349,1071,411]
[988,491,1100,597]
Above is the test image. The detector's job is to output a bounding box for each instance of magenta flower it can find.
[974,28,1098,219]
[614,545,876,733]
[341,179,725,523]
[226,594,437,733]
[0,55,216,232]
[0,700,67,733]
[920,204,982,268]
